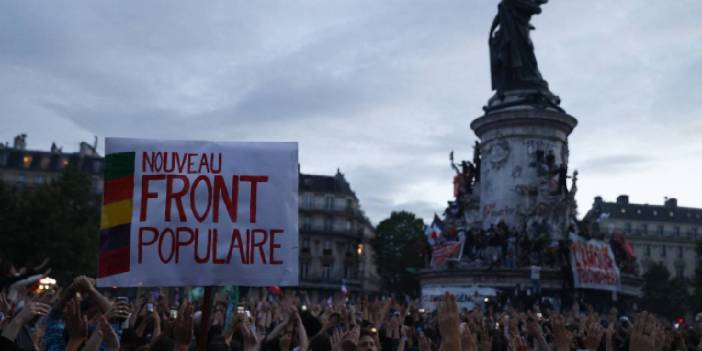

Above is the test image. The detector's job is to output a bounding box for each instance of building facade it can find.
[584,195,702,280]
[0,134,103,191]
[298,171,381,294]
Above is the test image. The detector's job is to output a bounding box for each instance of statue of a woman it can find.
[486,0,562,111]
[490,0,548,92]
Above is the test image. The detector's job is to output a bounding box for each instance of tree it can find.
[371,211,426,296]
[0,167,100,283]
[641,262,689,319]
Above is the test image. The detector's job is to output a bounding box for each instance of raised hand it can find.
[437,293,461,351]
[64,298,88,351]
[64,298,87,339]
[460,322,478,351]
[98,314,120,351]
[1,301,51,342]
[239,318,260,351]
[17,301,51,324]
[71,275,95,294]
[0,292,13,316]
[551,314,573,351]
[629,312,663,351]
[173,301,194,350]
[583,320,604,351]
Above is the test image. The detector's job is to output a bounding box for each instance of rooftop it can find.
[586,195,702,225]
[0,135,102,175]
[299,169,357,198]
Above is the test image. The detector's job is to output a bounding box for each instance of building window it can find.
[661,246,666,258]
[624,223,632,233]
[34,175,45,184]
[40,156,50,170]
[302,193,313,208]
[302,237,310,249]
[674,226,680,236]
[641,224,648,234]
[301,262,310,279]
[325,196,334,210]
[678,246,684,258]
[322,264,331,280]
[653,210,658,216]
[324,218,333,232]
[346,199,353,210]
[17,174,26,185]
[694,228,699,236]
[645,245,651,257]
[323,240,332,256]
[657,225,664,235]
[302,217,311,232]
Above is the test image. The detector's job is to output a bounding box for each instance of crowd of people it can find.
[1,259,701,351]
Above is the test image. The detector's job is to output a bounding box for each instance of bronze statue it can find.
[485,0,562,112]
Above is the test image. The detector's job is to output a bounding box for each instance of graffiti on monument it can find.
[525,139,556,158]
[512,165,523,178]
[484,139,510,171]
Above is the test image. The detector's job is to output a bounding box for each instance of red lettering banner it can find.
[569,234,620,292]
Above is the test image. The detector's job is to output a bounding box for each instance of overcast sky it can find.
[2,1,701,224]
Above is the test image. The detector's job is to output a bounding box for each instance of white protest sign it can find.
[421,284,497,311]
[97,138,298,287]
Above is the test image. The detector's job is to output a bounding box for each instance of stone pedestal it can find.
[470,108,577,233]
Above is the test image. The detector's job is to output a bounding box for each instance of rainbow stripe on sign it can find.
[98,152,135,278]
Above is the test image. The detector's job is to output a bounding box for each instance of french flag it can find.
[424,214,443,246]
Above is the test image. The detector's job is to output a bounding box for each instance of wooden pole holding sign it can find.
[198,286,213,351]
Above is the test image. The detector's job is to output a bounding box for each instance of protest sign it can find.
[430,240,464,267]
[569,234,620,292]
[97,138,299,287]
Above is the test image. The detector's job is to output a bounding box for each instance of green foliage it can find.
[371,211,426,296]
[641,262,689,319]
[0,167,100,283]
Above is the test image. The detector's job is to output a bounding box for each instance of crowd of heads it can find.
[1,258,699,351]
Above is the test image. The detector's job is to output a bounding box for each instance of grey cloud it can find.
[576,155,653,175]
[2,0,702,224]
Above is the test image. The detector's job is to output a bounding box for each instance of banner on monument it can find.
[97,138,299,287]
[569,234,620,292]
[421,284,497,311]
[430,240,464,267]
